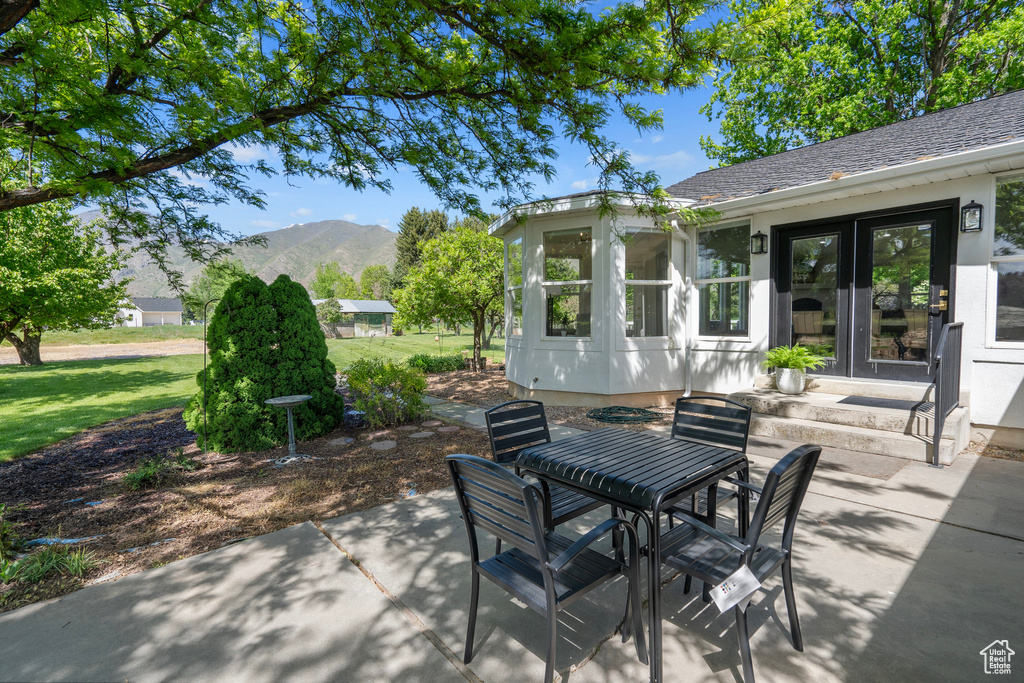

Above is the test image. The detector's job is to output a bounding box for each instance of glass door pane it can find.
[868,223,932,363]
[791,234,839,358]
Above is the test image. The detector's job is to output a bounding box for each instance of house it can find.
[490,89,1024,461]
[118,297,183,327]
[312,299,396,337]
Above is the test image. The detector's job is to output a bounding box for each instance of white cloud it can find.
[570,180,590,191]
[290,207,313,218]
[228,143,272,163]
[375,217,391,227]
[629,149,694,171]
[250,219,279,229]
[341,213,358,222]
[168,167,209,189]
[650,134,664,144]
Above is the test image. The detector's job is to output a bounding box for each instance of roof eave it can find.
[677,138,1024,221]
[487,193,695,237]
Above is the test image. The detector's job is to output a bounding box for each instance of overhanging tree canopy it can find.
[0,0,718,284]
[700,0,1024,165]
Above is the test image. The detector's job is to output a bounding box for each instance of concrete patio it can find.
[1,432,1022,682]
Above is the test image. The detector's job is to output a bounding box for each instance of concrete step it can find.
[729,388,968,441]
[753,374,935,402]
[748,413,957,465]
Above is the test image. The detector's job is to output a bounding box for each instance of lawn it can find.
[325,331,505,369]
[0,355,204,463]
[0,324,203,347]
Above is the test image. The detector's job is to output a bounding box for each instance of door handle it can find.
[930,302,948,311]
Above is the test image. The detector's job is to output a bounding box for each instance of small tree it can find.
[315,299,344,323]
[183,275,279,452]
[310,262,360,299]
[393,208,450,288]
[182,274,343,452]
[181,259,250,321]
[268,275,345,441]
[0,200,127,365]
[394,227,503,370]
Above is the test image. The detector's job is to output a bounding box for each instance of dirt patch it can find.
[0,407,490,614]
[424,368,512,407]
[963,440,1024,462]
[0,340,206,365]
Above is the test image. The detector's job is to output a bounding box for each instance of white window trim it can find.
[620,226,673,343]
[505,235,524,339]
[540,226,594,341]
[693,222,752,341]
[987,171,1024,348]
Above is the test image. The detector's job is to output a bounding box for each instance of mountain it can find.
[77,212,397,297]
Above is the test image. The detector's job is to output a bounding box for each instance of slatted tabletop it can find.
[517,428,747,511]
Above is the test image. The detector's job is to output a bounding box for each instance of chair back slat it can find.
[671,397,752,452]
[485,400,552,465]
[745,445,821,552]
[448,454,547,563]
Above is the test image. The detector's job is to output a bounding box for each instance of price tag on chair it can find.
[710,565,761,613]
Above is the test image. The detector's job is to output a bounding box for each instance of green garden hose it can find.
[586,406,663,424]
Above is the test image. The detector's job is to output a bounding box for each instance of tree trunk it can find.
[6,324,43,365]
[472,310,484,372]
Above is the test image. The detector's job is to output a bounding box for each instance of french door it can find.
[772,203,956,382]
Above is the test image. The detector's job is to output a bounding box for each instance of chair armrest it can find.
[670,513,750,554]
[547,518,632,573]
[724,477,763,494]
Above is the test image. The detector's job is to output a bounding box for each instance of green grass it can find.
[0,355,204,463]
[326,331,505,370]
[0,324,203,347]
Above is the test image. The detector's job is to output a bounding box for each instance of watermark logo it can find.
[980,640,1014,675]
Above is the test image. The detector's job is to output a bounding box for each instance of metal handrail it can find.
[931,322,964,467]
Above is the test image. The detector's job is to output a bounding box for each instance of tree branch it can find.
[0,0,36,38]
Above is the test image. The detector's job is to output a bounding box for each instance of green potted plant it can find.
[761,345,827,394]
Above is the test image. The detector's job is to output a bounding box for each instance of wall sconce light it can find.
[960,200,983,232]
[750,230,768,254]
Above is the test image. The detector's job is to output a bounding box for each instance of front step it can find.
[754,374,934,402]
[746,413,957,465]
[730,388,968,441]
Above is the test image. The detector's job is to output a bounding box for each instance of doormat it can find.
[837,396,933,412]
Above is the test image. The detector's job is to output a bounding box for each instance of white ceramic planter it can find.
[775,368,807,394]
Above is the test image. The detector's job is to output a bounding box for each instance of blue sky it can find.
[200,87,720,238]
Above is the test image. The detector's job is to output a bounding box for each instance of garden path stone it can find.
[0,522,465,682]
[369,440,397,451]
[398,425,419,431]
[409,432,434,439]
[420,420,443,428]
[328,437,354,446]
[437,426,460,433]
[367,431,390,440]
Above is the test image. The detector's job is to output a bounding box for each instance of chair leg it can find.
[781,558,804,652]
[494,537,502,556]
[683,575,692,594]
[734,603,755,683]
[545,607,558,683]
[465,570,480,664]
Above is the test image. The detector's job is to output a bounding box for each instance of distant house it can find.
[312,299,397,337]
[118,298,183,327]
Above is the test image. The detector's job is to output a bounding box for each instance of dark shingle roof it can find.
[666,90,1024,205]
[129,297,183,312]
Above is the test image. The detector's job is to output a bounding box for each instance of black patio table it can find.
[517,427,750,683]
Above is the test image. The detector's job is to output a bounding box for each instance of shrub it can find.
[183,274,343,452]
[344,358,427,428]
[315,298,343,323]
[406,352,464,373]
[123,449,202,491]
[1,545,97,585]
[761,345,827,371]
[0,503,24,563]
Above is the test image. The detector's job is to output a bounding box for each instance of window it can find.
[696,224,750,337]
[506,238,523,336]
[543,228,592,337]
[624,230,670,337]
[994,175,1024,342]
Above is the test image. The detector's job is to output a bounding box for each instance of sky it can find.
[199,87,721,238]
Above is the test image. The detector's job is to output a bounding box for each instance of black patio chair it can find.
[660,444,822,683]
[447,454,647,682]
[485,400,605,531]
[667,396,752,526]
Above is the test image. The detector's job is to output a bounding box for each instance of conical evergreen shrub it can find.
[268,274,344,441]
[183,274,343,452]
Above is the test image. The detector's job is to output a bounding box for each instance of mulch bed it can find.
[0,405,490,614]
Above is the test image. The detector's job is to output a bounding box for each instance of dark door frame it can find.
[770,199,959,380]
